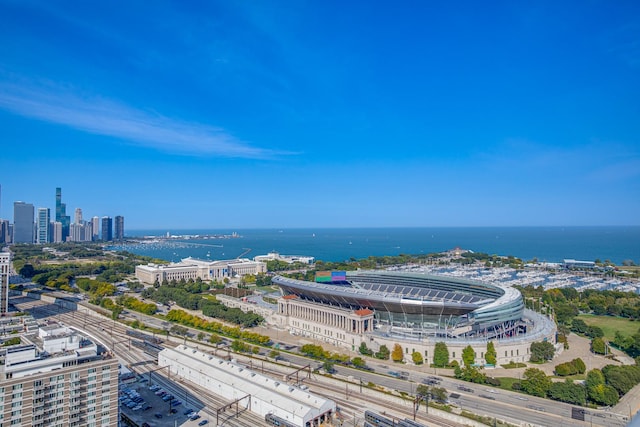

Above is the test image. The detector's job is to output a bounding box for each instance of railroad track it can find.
[15,298,493,427]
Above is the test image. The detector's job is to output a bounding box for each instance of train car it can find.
[399,418,428,427]
[265,413,298,427]
[364,410,395,427]
[126,329,162,344]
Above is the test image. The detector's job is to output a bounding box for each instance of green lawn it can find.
[578,314,640,340]
[495,377,520,392]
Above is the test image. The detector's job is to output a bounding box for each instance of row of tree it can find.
[516,363,640,406]
[141,281,263,327]
[554,358,586,376]
[165,308,270,346]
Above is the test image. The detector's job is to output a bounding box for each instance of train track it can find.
[15,298,465,427]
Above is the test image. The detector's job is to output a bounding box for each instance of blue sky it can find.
[0,1,639,229]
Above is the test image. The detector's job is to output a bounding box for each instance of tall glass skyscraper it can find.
[114,215,124,240]
[13,201,34,243]
[37,207,50,244]
[55,187,70,241]
[101,216,113,241]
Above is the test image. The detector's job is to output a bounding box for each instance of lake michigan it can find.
[117,226,640,265]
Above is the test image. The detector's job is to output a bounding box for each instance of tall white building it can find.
[69,222,93,242]
[37,208,50,244]
[91,217,100,241]
[52,221,63,243]
[0,252,9,316]
[74,208,83,225]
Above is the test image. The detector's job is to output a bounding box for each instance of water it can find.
[111,226,640,265]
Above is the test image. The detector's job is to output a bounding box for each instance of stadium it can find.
[273,270,530,341]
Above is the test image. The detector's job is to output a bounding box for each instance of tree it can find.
[359,342,373,356]
[485,341,497,366]
[586,326,604,338]
[462,345,475,367]
[521,368,552,397]
[351,357,366,368]
[591,337,607,355]
[412,351,424,365]
[548,379,587,405]
[269,350,281,360]
[208,334,222,346]
[391,343,404,363]
[430,386,448,403]
[111,306,123,320]
[197,332,205,341]
[554,358,586,376]
[602,365,640,396]
[323,361,335,374]
[530,341,555,363]
[375,345,390,360]
[416,384,429,397]
[433,342,449,368]
[19,263,35,278]
[169,325,188,336]
[571,318,588,334]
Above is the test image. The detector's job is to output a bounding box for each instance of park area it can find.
[578,314,640,341]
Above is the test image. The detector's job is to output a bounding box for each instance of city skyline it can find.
[0,187,122,243]
[1,2,639,229]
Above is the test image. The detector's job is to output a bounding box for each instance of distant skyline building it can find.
[74,207,83,225]
[52,221,63,243]
[70,221,93,242]
[55,187,70,241]
[37,207,50,244]
[114,215,124,240]
[91,216,100,241]
[0,252,9,316]
[0,219,10,244]
[13,201,34,243]
[101,216,113,241]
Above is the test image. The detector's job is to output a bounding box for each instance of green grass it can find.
[578,314,640,340]
[552,374,586,381]
[495,377,520,392]
[500,362,526,369]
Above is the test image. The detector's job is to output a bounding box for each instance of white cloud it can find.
[0,78,283,158]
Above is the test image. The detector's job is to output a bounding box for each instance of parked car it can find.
[199,420,209,426]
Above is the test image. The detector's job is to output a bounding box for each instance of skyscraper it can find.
[101,216,113,241]
[13,201,34,243]
[52,221,63,243]
[0,219,9,244]
[0,251,9,316]
[55,187,70,241]
[74,207,83,224]
[114,215,124,240]
[91,216,100,241]
[37,207,50,244]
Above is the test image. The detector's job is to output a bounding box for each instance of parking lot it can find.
[119,376,210,427]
